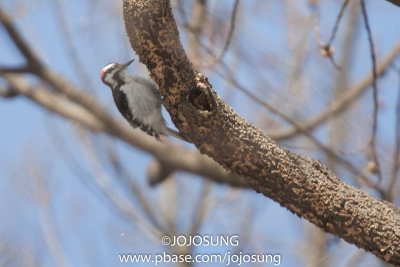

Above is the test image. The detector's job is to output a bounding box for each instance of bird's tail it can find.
[167,127,185,141]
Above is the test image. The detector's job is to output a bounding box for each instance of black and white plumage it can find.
[100,59,182,141]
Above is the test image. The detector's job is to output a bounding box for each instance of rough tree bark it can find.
[122,0,400,264]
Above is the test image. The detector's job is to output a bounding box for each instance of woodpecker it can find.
[100,59,182,141]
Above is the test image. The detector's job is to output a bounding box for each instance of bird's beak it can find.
[121,59,135,69]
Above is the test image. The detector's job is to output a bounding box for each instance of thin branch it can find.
[327,0,351,45]
[175,0,188,25]
[0,66,31,73]
[106,147,165,230]
[343,251,366,267]
[313,0,351,70]
[386,65,400,201]
[45,120,99,188]
[0,5,42,68]
[159,178,178,234]
[52,1,95,91]
[313,22,340,70]
[2,74,106,132]
[0,5,108,119]
[20,157,71,267]
[360,0,382,182]
[1,72,248,189]
[0,85,18,98]
[75,129,163,241]
[217,64,374,186]
[204,0,239,67]
[147,159,174,185]
[35,183,71,267]
[189,181,213,235]
[268,40,400,140]
[187,0,207,65]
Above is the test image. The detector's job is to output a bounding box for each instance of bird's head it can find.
[101,59,134,89]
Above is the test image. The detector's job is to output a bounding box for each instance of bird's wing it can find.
[132,76,160,96]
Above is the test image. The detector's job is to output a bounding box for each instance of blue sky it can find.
[1,0,400,266]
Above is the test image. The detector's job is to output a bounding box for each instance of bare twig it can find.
[0,6,41,67]
[313,22,340,70]
[343,251,366,267]
[327,0,351,45]
[313,0,351,70]
[159,178,178,233]
[360,0,382,182]
[175,0,188,25]
[0,85,18,98]
[23,158,71,267]
[1,72,249,188]
[327,0,358,173]
[147,159,174,185]
[218,65,374,186]
[302,225,331,267]
[204,0,239,67]
[107,147,164,230]
[189,181,213,235]
[268,40,400,140]
[0,66,31,73]
[52,1,95,91]
[187,0,207,65]
[75,129,163,241]
[2,74,106,132]
[386,65,400,201]
[0,5,109,119]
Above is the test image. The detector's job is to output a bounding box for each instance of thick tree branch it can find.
[122,0,400,264]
